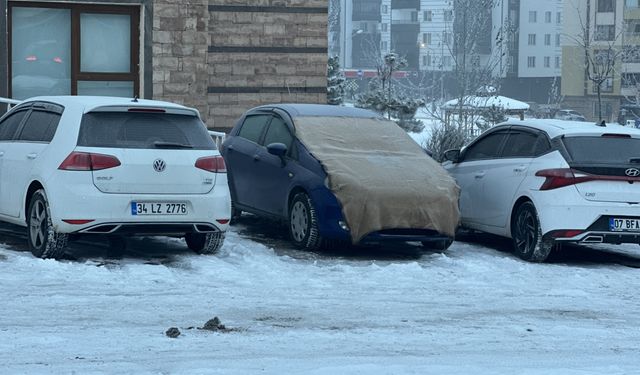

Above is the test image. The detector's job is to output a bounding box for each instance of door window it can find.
[263,117,293,149]
[463,131,508,161]
[0,110,29,141]
[237,114,271,144]
[501,131,540,158]
[17,110,62,142]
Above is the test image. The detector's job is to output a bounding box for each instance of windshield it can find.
[78,112,216,150]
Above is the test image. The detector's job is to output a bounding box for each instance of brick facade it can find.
[153,0,329,130]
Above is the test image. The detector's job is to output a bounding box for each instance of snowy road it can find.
[1,218,640,374]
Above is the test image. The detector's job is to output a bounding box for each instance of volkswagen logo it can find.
[153,159,166,172]
[625,168,640,177]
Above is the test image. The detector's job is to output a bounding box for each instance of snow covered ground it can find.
[1,219,640,374]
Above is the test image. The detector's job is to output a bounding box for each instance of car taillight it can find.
[195,156,226,173]
[548,230,584,238]
[58,152,121,171]
[535,168,594,190]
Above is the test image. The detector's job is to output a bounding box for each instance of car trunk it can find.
[77,110,218,194]
[563,134,640,203]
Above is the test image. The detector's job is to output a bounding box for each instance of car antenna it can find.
[132,96,139,103]
[597,120,606,127]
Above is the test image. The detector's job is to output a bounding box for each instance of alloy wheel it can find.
[29,200,47,249]
[290,201,309,242]
[515,207,536,255]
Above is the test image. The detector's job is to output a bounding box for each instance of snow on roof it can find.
[442,95,530,111]
[505,118,640,138]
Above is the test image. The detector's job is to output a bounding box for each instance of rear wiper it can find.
[630,157,640,164]
[153,141,193,149]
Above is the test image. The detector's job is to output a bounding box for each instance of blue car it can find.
[221,104,459,250]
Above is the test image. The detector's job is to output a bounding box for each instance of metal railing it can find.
[208,130,226,150]
[0,97,21,115]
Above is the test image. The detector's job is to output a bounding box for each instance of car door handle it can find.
[513,166,527,172]
[474,172,485,179]
[27,153,38,159]
[227,145,234,152]
[253,154,260,161]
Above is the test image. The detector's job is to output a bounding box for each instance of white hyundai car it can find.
[0,96,230,259]
[443,119,640,262]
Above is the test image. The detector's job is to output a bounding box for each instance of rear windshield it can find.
[562,136,640,164]
[78,112,216,150]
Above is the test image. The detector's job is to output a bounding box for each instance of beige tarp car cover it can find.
[294,116,460,243]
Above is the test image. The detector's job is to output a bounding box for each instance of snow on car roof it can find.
[252,103,382,119]
[19,95,197,115]
[504,118,640,138]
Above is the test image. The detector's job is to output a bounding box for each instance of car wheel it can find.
[185,232,225,255]
[421,238,453,251]
[511,201,555,262]
[27,189,68,259]
[289,192,323,251]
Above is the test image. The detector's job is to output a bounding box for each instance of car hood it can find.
[294,116,460,242]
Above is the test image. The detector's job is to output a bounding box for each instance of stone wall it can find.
[152,0,210,121]
[207,0,328,130]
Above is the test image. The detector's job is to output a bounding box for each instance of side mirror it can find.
[443,149,461,163]
[267,142,288,165]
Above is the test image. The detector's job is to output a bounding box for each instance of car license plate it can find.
[609,218,640,232]
[131,202,187,216]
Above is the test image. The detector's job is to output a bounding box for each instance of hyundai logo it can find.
[153,159,166,172]
[625,168,640,177]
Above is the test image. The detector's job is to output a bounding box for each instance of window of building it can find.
[528,34,536,45]
[381,23,388,32]
[593,102,613,118]
[444,10,453,22]
[423,33,432,45]
[424,10,432,21]
[423,54,431,66]
[545,11,551,23]
[527,56,536,68]
[382,5,388,13]
[544,56,550,68]
[598,0,614,12]
[557,12,562,23]
[592,77,614,93]
[595,25,616,41]
[544,34,551,45]
[381,41,388,50]
[626,0,640,8]
[443,31,452,45]
[556,34,561,46]
[360,22,368,32]
[507,55,515,73]
[529,11,537,23]
[411,11,418,22]
[623,45,640,62]
[555,56,560,68]
[9,3,139,100]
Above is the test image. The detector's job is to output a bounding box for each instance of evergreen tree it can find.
[327,56,345,105]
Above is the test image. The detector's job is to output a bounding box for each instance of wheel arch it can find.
[24,180,45,221]
[286,186,309,216]
[508,196,533,238]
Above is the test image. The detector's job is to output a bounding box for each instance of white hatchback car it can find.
[0,96,230,259]
[443,119,640,262]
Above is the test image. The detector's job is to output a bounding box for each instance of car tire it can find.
[185,232,225,255]
[27,189,68,259]
[511,201,555,262]
[289,192,323,251]
[421,238,453,251]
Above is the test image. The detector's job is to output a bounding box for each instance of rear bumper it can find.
[45,173,231,234]
[549,215,640,245]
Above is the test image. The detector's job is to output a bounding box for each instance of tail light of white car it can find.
[58,152,121,171]
[535,168,640,190]
[195,156,226,173]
